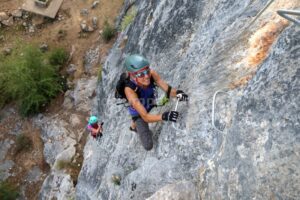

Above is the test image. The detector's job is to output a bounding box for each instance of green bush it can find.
[111,175,121,185]
[102,20,116,42]
[15,134,32,154]
[120,6,137,31]
[0,181,19,200]
[0,44,63,116]
[49,48,68,66]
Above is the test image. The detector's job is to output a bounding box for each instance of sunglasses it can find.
[134,68,150,78]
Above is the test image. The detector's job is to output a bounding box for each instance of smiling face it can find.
[131,67,151,87]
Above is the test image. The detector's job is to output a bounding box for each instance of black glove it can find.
[176,90,188,101]
[162,111,179,122]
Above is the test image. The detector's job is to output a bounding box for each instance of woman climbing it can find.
[123,54,188,150]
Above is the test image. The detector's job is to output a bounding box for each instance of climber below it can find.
[87,116,104,140]
[123,54,188,151]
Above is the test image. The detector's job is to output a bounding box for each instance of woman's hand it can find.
[176,90,188,101]
[162,111,179,122]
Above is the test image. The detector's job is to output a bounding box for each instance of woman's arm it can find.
[125,87,163,123]
[151,70,177,97]
[90,124,102,135]
[90,127,99,135]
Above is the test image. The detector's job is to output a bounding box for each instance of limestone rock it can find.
[0,12,9,22]
[0,160,15,181]
[54,146,76,169]
[80,20,94,33]
[146,181,199,200]
[40,43,48,52]
[34,117,76,166]
[0,139,13,161]
[91,1,99,9]
[92,16,98,29]
[11,9,23,18]
[39,172,75,200]
[28,25,35,33]
[66,64,77,75]
[26,166,42,183]
[84,47,100,73]
[80,8,89,16]
[2,16,14,26]
[80,20,88,32]
[69,114,81,127]
[73,77,98,112]
[3,48,12,56]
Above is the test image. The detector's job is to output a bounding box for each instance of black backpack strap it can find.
[125,80,138,93]
[166,85,172,99]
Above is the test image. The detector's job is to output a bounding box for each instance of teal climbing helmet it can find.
[124,54,150,73]
[88,116,98,125]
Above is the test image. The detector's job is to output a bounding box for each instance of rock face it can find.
[76,0,300,199]
[33,115,78,199]
[0,139,15,180]
[35,116,77,167]
[146,181,199,200]
[199,25,300,200]
[39,172,75,200]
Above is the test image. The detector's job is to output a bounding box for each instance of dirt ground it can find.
[1,0,123,77]
[0,0,124,199]
[0,113,49,200]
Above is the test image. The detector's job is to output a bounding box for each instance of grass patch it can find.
[0,181,20,200]
[49,47,68,66]
[0,43,65,116]
[56,160,78,171]
[102,20,116,42]
[56,159,82,185]
[120,6,137,31]
[15,23,26,32]
[56,160,71,170]
[15,134,32,154]
[111,174,121,186]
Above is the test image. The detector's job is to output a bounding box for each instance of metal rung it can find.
[277,9,300,26]
[172,98,186,133]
